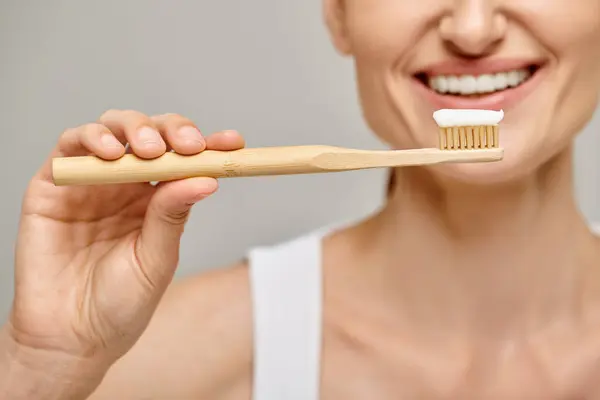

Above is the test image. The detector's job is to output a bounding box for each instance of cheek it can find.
[345,1,439,63]
[346,1,442,148]
[509,0,600,52]
[522,0,600,136]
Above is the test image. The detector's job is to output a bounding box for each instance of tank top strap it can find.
[248,229,326,400]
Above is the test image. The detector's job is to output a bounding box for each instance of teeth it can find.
[437,77,448,93]
[494,73,508,90]
[459,76,477,95]
[506,71,520,87]
[447,76,460,93]
[477,74,495,93]
[428,69,531,96]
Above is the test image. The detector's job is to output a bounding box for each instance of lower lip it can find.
[412,67,546,111]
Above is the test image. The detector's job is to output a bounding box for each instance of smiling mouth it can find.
[414,64,542,98]
[410,60,547,110]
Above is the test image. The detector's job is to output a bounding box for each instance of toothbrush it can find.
[51,109,504,186]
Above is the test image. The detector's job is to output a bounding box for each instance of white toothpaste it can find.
[433,109,504,127]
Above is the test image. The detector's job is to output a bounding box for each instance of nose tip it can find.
[440,3,506,56]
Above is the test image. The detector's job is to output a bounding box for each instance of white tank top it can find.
[249,228,326,400]
[248,223,600,400]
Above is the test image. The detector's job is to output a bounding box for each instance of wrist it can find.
[0,326,109,400]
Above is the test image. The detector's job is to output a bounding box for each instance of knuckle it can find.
[60,126,77,140]
[98,108,121,120]
[57,125,90,150]
[99,109,152,128]
[60,124,90,142]
[122,109,149,123]
[156,207,191,226]
[82,122,108,135]
[154,113,195,128]
[121,109,143,118]
[157,112,180,120]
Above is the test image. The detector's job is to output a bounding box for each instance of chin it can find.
[421,130,567,187]
[425,153,541,186]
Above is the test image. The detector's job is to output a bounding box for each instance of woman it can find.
[2,0,600,398]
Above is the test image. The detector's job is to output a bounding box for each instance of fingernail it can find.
[138,127,162,144]
[101,134,121,148]
[178,126,204,143]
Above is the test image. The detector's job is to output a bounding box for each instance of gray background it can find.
[0,1,598,320]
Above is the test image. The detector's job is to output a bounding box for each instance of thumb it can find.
[135,177,218,290]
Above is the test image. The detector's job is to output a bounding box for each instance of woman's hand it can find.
[6,110,244,396]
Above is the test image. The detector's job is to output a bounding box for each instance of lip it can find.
[411,61,548,110]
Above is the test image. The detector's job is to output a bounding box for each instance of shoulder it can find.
[91,261,254,399]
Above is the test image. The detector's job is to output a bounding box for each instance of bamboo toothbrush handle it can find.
[52,145,503,186]
[52,145,342,186]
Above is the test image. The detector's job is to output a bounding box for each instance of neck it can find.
[341,148,599,339]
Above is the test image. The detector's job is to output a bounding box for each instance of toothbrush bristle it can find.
[438,125,499,150]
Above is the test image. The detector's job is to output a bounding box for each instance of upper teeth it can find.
[428,69,531,95]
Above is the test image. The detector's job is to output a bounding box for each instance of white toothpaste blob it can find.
[432,109,504,127]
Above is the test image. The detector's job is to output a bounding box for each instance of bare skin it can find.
[2,0,600,399]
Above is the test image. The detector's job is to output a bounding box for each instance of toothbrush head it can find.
[433,109,503,150]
